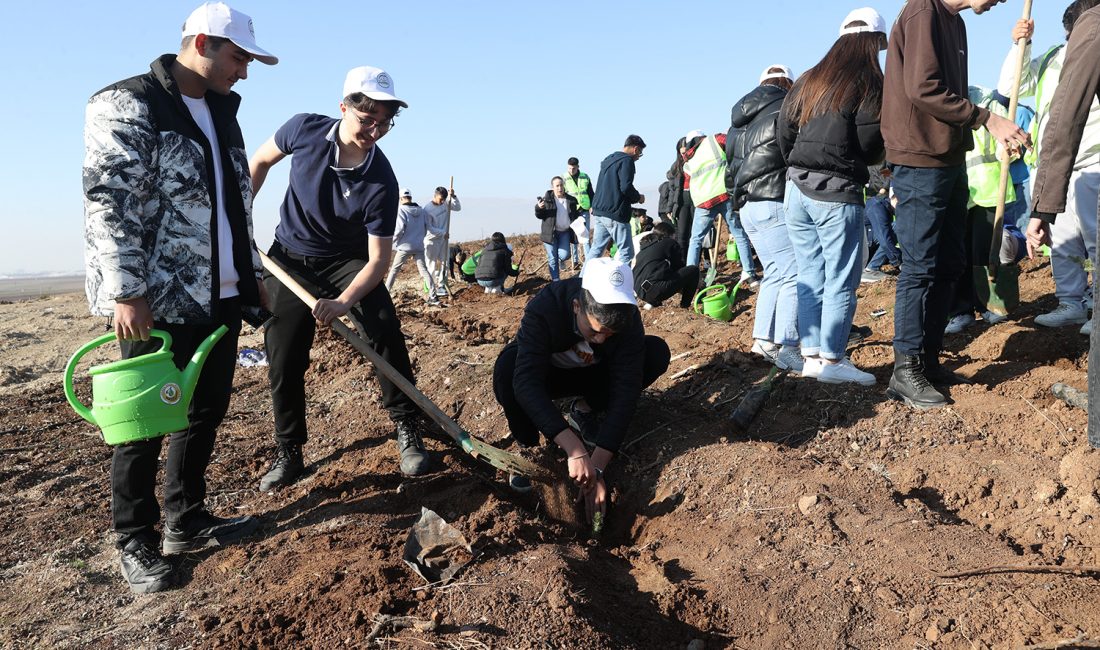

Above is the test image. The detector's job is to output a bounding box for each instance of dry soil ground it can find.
[1,235,1099,649]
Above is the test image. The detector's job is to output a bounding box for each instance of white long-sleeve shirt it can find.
[422,197,462,243]
[999,41,1100,170]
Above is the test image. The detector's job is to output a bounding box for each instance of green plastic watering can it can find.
[63,326,228,445]
[692,280,745,322]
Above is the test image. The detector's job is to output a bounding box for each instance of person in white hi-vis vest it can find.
[1002,4,1100,334]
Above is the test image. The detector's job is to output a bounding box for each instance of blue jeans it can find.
[686,202,727,267]
[864,195,901,270]
[588,215,635,264]
[477,278,505,290]
[890,164,968,357]
[784,183,863,359]
[723,210,754,275]
[544,230,572,281]
[739,200,799,347]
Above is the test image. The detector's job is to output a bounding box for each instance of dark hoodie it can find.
[726,84,789,209]
[591,151,641,224]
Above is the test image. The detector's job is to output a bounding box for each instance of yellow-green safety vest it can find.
[682,135,728,207]
[1025,44,1064,168]
[564,173,592,211]
[967,89,1016,209]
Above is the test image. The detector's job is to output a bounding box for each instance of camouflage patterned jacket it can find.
[83,54,262,324]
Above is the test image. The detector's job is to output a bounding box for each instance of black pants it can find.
[112,298,242,547]
[948,205,994,317]
[640,266,700,308]
[674,189,695,258]
[492,336,671,447]
[264,243,418,447]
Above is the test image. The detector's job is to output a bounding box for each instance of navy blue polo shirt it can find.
[272,113,399,256]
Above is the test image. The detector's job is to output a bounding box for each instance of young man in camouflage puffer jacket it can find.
[81,1,277,595]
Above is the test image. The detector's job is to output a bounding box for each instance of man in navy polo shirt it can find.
[249,65,433,489]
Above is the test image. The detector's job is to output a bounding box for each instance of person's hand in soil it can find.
[554,429,595,489]
[113,297,154,341]
[578,475,608,523]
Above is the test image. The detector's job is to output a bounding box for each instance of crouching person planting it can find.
[492,257,670,522]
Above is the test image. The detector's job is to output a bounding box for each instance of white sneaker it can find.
[740,273,760,289]
[981,310,1007,325]
[815,358,876,386]
[1034,302,1088,327]
[802,357,825,380]
[484,287,491,294]
[1081,319,1093,336]
[775,345,804,374]
[944,313,975,334]
[751,339,779,363]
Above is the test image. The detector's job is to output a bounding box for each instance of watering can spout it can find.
[180,325,229,400]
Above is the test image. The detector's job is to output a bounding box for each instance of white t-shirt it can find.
[554,196,570,232]
[182,95,240,299]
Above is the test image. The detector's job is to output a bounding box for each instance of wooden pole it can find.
[990,0,1034,275]
[438,176,455,296]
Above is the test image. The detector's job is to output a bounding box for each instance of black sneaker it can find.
[566,400,600,446]
[848,325,872,346]
[258,444,304,491]
[395,417,431,476]
[119,537,175,594]
[508,473,534,494]
[162,510,259,555]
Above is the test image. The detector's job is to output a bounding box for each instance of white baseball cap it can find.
[839,7,888,36]
[684,129,705,140]
[581,258,636,306]
[400,188,412,198]
[342,66,408,108]
[182,2,278,65]
[759,64,794,84]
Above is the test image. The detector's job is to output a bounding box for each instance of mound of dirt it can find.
[1,235,1097,649]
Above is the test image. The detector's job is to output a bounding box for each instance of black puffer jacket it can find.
[475,241,519,281]
[777,81,885,189]
[726,85,789,209]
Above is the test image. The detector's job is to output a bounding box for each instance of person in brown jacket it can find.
[1028,4,1100,450]
[881,0,1029,410]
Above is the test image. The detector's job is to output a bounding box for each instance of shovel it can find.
[704,216,725,286]
[260,251,552,482]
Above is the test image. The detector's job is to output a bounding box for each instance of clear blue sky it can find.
[0,0,1070,275]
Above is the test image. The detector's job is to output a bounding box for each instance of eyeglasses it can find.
[349,109,396,133]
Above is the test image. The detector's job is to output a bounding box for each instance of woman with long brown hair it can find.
[778,7,887,385]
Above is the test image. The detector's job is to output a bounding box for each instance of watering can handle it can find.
[692,284,728,314]
[62,330,173,425]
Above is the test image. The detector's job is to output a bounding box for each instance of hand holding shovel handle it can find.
[260,251,552,482]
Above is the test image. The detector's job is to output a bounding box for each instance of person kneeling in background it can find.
[475,232,519,294]
[633,222,700,309]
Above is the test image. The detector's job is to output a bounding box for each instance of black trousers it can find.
[674,189,695,257]
[264,243,418,446]
[492,336,671,447]
[640,266,700,308]
[112,297,242,547]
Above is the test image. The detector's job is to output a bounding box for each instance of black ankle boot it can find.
[887,352,947,410]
